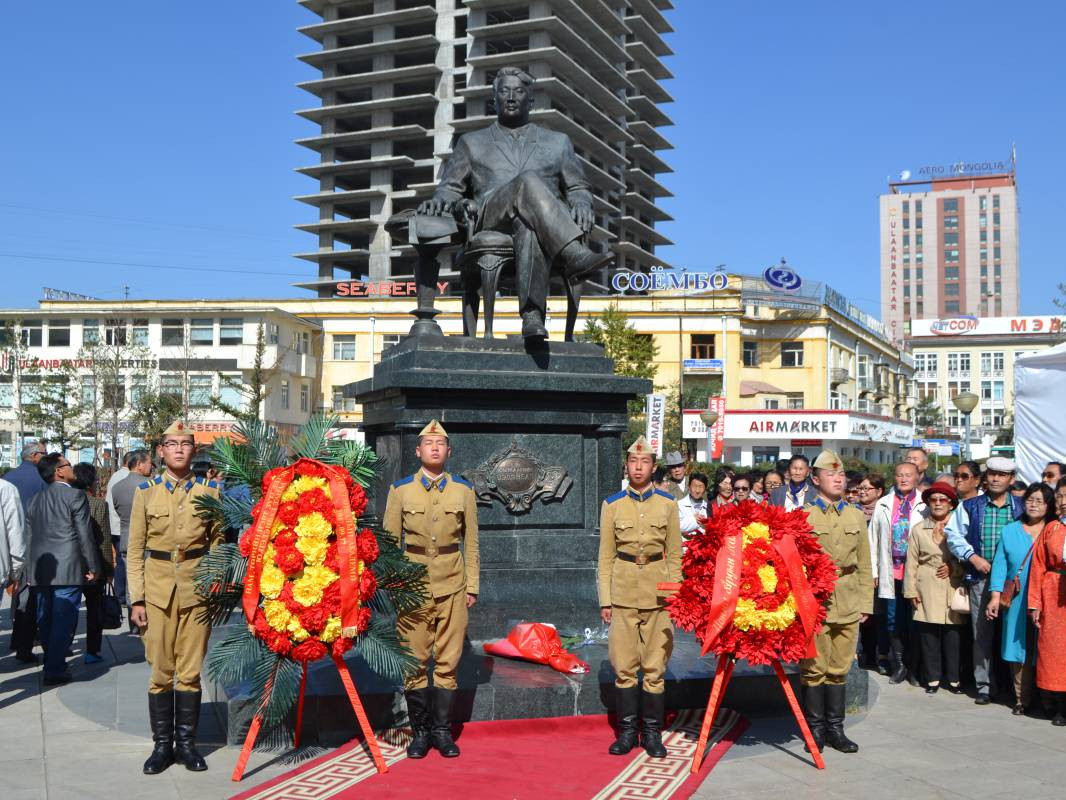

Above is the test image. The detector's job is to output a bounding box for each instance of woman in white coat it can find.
[868,462,927,685]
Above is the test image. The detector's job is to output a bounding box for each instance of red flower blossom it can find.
[332,637,353,659]
[297,488,332,518]
[291,639,328,663]
[277,502,300,527]
[323,542,340,572]
[359,569,377,602]
[262,466,289,491]
[357,530,379,563]
[279,583,303,615]
[274,542,305,575]
[738,577,761,599]
[274,529,297,550]
[238,528,256,557]
[356,606,371,632]
[322,582,341,615]
[265,630,293,656]
[349,484,368,518]
[297,603,330,633]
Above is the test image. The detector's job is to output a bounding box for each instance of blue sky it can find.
[1,2,1063,316]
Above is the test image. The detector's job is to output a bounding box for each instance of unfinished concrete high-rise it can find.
[295,0,674,297]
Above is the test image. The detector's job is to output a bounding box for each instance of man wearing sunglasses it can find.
[128,420,221,775]
[1042,462,1066,490]
[953,461,982,502]
[25,454,99,685]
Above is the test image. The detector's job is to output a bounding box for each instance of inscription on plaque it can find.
[464,439,571,514]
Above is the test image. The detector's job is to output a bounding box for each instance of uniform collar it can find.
[627,485,655,502]
[813,496,848,514]
[164,471,195,493]
[419,470,448,492]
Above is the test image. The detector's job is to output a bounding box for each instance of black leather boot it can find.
[143,691,175,775]
[1053,693,1066,727]
[640,691,668,759]
[430,688,460,757]
[405,689,432,759]
[608,687,640,755]
[824,684,859,753]
[888,634,908,684]
[173,690,208,771]
[801,684,826,753]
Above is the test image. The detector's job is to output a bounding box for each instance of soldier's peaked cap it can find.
[812,449,844,471]
[162,420,193,438]
[419,419,448,438]
[627,435,654,456]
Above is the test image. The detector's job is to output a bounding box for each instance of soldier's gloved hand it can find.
[131,602,149,630]
[570,201,594,233]
[417,197,450,217]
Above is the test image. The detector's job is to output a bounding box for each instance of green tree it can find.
[210,323,275,424]
[129,390,185,451]
[20,366,93,455]
[913,394,943,433]
[81,329,155,469]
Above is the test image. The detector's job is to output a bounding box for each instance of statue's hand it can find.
[417,197,450,217]
[570,201,594,233]
[454,198,479,229]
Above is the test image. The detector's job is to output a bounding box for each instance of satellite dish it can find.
[900,170,911,181]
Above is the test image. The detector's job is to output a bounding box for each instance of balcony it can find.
[238,345,317,379]
[830,368,850,386]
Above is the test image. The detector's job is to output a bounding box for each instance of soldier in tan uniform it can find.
[383,420,479,760]
[127,420,221,775]
[801,449,874,754]
[598,435,682,758]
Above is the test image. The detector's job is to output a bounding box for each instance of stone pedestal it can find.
[348,334,651,638]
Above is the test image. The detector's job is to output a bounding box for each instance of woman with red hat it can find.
[903,481,967,694]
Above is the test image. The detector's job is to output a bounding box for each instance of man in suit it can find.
[26,454,99,685]
[128,421,221,774]
[5,442,48,662]
[111,449,154,628]
[418,66,611,339]
[769,454,817,511]
[383,420,479,760]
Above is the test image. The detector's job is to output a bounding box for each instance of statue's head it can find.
[492,67,534,126]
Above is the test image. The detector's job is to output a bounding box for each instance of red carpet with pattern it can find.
[232,708,747,800]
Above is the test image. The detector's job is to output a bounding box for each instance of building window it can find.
[943,215,959,228]
[331,386,358,413]
[742,341,758,367]
[943,198,958,212]
[781,341,803,368]
[268,323,280,345]
[993,194,1000,209]
[82,319,99,345]
[944,283,959,297]
[786,393,804,410]
[947,352,971,376]
[332,334,357,360]
[944,300,960,313]
[300,383,309,412]
[20,320,42,347]
[218,374,242,409]
[944,266,959,280]
[103,380,125,410]
[690,334,715,360]
[190,319,213,346]
[943,232,959,245]
[979,196,987,211]
[980,351,1004,375]
[219,318,244,346]
[81,376,95,407]
[132,319,149,346]
[189,375,212,407]
[47,319,70,347]
[982,409,1004,428]
[763,399,780,409]
[162,319,185,346]
[281,380,290,410]
[160,374,183,401]
[105,319,127,346]
[944,248,960,263]
[382,334,401,349]
[0,378,14,408]
[130,379,146,407]
[994,246,1001,260]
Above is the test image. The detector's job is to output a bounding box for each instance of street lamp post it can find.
[952,391,979,460]
[699,410,719,464]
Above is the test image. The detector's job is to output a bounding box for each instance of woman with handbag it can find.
[904,481,967,694]
[987,483,1055,715]
[72,464,114,664]
[1027,483,1066,726]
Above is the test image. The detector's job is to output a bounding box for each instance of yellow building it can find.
[1,273,913,466]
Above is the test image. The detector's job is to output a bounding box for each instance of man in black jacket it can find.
[26,454,99,685]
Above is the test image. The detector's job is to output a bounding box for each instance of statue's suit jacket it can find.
[432,122,593,213]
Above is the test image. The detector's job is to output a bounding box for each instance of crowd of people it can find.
[657,446,1066,725]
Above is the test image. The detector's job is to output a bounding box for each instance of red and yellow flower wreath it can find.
[668,501,837,664]
[238,458,379,663]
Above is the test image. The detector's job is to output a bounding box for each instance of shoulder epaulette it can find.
[153,476,164,486]
[451,475,473,489]
[392,474,415,489]
[137,480,152,490]
[654,489,675,500]
[605,490,627,504]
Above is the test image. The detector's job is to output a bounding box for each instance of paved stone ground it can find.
[4,602,1065,800]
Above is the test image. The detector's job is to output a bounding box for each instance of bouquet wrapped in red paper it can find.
[667,500,837,665]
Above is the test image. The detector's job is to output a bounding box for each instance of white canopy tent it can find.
[1014,340,1066,482]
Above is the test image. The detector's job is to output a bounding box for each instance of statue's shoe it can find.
[563,249,613,282]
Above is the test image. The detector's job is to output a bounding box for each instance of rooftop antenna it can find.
[124,285,130,300]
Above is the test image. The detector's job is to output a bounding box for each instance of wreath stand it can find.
[231,657,389,782]
[657,582,825,774]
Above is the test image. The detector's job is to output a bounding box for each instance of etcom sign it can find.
[930,316,979,336]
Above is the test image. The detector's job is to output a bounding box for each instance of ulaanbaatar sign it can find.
[0,353,159,372]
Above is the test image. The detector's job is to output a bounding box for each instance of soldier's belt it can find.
[617,551,664,566]
[147,547,206,563]
[406,543,459,557]
[837,565,857,576]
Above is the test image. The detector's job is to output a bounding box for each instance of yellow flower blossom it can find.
[296,534,330,566]
[260,562,286,599]
[757,564,778,594]
[292,564,338,607]
[264,600,291,632]
[271,519,285,537]
[295,512,333,542]
[733,595,797,632]
[321,615,342,643]
[741,522,770,546]
[281,475,332,503]
[286,615,310,642]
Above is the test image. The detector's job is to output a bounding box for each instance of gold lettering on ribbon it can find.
[242,467,294,625]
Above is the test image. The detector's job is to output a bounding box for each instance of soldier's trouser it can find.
[398,590,468,691]
[609,605,674,693]
[802,621,859,686]
[144,596,211,693]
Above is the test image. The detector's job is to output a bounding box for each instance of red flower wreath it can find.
[667,501,837,665]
